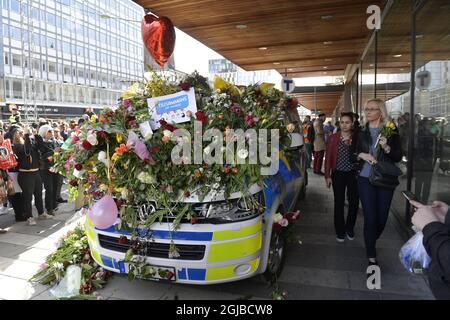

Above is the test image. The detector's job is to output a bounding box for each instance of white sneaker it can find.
[336,236,345,243]
[27,218,37,226]
[38,213,54,220]
[0,206,8,215]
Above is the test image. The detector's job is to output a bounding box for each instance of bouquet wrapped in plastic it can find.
[399,231,431,273]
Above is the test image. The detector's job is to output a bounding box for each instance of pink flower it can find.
[123,99,131,108]
[279,218,289,227]
[127,131,150,161]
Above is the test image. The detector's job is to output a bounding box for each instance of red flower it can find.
[128,120,139,128]
[74,164,82,171]
[69,180,78,187]
[70,135,80,145]
[159,119,175,132]
[151,146,161,153]
[272,223,282,233]
[118,236,128,244]
[166,271,174,280]
[97,131,109,140]
[195,111,208,125]
[180,81,191,91]
[191,216,198,225]
[82,140,92,150]
[159,119,168,126]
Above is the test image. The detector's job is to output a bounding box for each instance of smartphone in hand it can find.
[402,191,417,202]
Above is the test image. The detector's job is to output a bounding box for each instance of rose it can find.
[180,81,191,91]
[97,131,109,141]
[195,111,208,125]
[123,99,131,108]
[74,163,82,171]
[151,146,160,153]
[86,133,98,146]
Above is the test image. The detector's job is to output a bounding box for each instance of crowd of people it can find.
[303,98,449,299]
[0,113,92,232]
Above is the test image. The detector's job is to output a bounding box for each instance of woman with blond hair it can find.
[354,99,402,266]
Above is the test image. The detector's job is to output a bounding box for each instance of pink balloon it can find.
[88,195,118,229]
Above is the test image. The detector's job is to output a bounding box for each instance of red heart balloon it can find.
[141,15,176,67]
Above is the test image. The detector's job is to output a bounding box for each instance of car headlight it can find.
[195,192,265,222]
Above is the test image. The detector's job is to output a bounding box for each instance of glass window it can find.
[42,61,47,72]
[10,26,21,41]
[48,61,56,73]
[77,46,84,57]
[32,7,39,20]
[2,0,8,10]
[62,41,71,54]
[47,36,56,49]
[64,65,71,76]
[12,80,22,99]
[4,52,9,65]
[5,79,10,98]
[47,13,56,26]
[10,0,19,12]
[412,2,450,205]
[78,68,84,78]
[12,54,21,67]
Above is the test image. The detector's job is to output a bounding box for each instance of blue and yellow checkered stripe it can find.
[86,216,263,282]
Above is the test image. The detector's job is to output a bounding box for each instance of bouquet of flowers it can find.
[53,71,292,232]
[31,225,113,296]
[375,120,397,149]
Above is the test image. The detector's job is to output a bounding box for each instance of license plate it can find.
[119,261,176,281]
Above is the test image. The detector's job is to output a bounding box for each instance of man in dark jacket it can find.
[411,200,450,300]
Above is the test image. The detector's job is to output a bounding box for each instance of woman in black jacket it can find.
[411,200,450,300]
[353,99,402,266]
[11,126,51,226]
[36,125,61,216]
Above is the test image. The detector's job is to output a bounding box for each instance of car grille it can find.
[98,234,206,260]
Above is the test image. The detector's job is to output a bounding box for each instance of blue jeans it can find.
[357,177,395,258]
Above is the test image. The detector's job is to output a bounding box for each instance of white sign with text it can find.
[147,88,197,130]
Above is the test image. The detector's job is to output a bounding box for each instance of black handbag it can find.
[369,160,402,188]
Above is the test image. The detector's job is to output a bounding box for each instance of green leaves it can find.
[124,248,134,262]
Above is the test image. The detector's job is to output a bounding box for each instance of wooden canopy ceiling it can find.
[134,0,385,78]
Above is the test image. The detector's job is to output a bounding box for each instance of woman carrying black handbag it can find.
[354,99,402,267]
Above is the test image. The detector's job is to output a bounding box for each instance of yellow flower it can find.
[260,83,275,96]
[115,187,124,193]
[90,115,97,123]
[123,163,129,170]
[111,153,120,162]
[122,82,139,99]
[116,134,124,143]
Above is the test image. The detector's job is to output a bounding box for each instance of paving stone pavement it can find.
[0,174,435,300]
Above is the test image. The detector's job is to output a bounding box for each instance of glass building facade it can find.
[334,0,450,234]
[1,0,144,119]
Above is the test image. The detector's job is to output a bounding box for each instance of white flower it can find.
[86,133,98,146]
[237,149,249,159]
[287,123,296,133]
[98,151,108,166]
[279,218,289,227]
[121,189,129,200]
[92,166,98,172]
[143,131,153,141]
[163,130,173,138]
[273,213,283,224]
[53,262,64,270]
[73,241,82,248]
[137,172,156,184]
